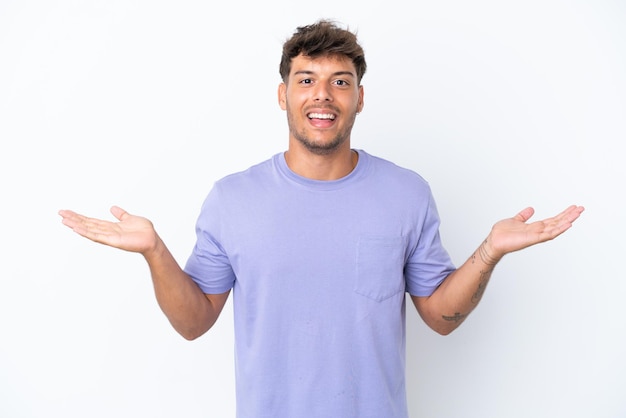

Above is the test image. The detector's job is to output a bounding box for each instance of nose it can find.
[313,82,333,102]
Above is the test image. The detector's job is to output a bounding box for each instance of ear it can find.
[278,83,287,110]
[356,85,364,113]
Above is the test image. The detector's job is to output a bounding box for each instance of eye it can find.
[300,78,313,85]
[334,79,349,87]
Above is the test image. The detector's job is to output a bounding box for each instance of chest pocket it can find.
[355,236,406,302]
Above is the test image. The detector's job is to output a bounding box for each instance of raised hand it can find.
[58,206,159,255]
[485,205,585,261]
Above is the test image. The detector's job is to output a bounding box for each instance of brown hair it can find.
[279,19,367,84]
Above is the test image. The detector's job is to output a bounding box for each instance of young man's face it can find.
[278,53,364,155]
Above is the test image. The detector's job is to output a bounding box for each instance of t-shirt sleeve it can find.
[404,190,456,297]
[184,184,236,294]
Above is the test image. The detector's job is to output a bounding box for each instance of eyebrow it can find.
[293,70,356,78]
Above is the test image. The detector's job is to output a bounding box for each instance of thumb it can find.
[110,205,129,221]
[514,206,535,223]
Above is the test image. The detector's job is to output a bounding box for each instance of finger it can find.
[59,210,111,237]
[58,209,88,229]
[58,209,80,220]
[546,205,584,230]
[561,205,585,223]
[110,205,129,221]
[73,219,120,244]
[539,206,584,239]
[514,207,535,223]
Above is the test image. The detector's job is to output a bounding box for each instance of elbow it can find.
[418,314,463,336]
[180,330,203,341]
[431,311,469,336]
[172,321,212,341]
[179,326,211,341]
[412,296,455,336]
[432,325,457,336]
[426,315,465,336]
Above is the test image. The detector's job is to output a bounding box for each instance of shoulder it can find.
[214,154,278,189]
[358,150,431,190]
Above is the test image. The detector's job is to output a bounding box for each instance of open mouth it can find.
[307,112,336,120]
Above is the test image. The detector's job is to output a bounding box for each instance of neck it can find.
[284,143,358,181]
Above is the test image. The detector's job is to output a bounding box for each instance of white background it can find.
[1,1,624,417]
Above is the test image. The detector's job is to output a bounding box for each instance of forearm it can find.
[413,237,501,335]
[143,236,223,340]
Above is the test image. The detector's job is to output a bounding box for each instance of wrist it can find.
[142,233,166,262]
[478,236,502,266]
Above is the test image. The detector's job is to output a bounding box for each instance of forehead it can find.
[289,53,357,77]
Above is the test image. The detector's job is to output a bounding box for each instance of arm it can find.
[412,205,584,335]
[59,206,229,340]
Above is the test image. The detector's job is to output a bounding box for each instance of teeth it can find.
[308,113,335,120]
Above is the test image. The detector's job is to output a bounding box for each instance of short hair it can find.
[279,19,367,84]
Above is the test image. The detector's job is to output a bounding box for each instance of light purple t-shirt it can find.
[184,150,455,418]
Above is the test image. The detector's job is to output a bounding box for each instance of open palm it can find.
[489,205,585,257]
[59,206,158,254]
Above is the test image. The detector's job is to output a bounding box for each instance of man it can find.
[59,20,584,418]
